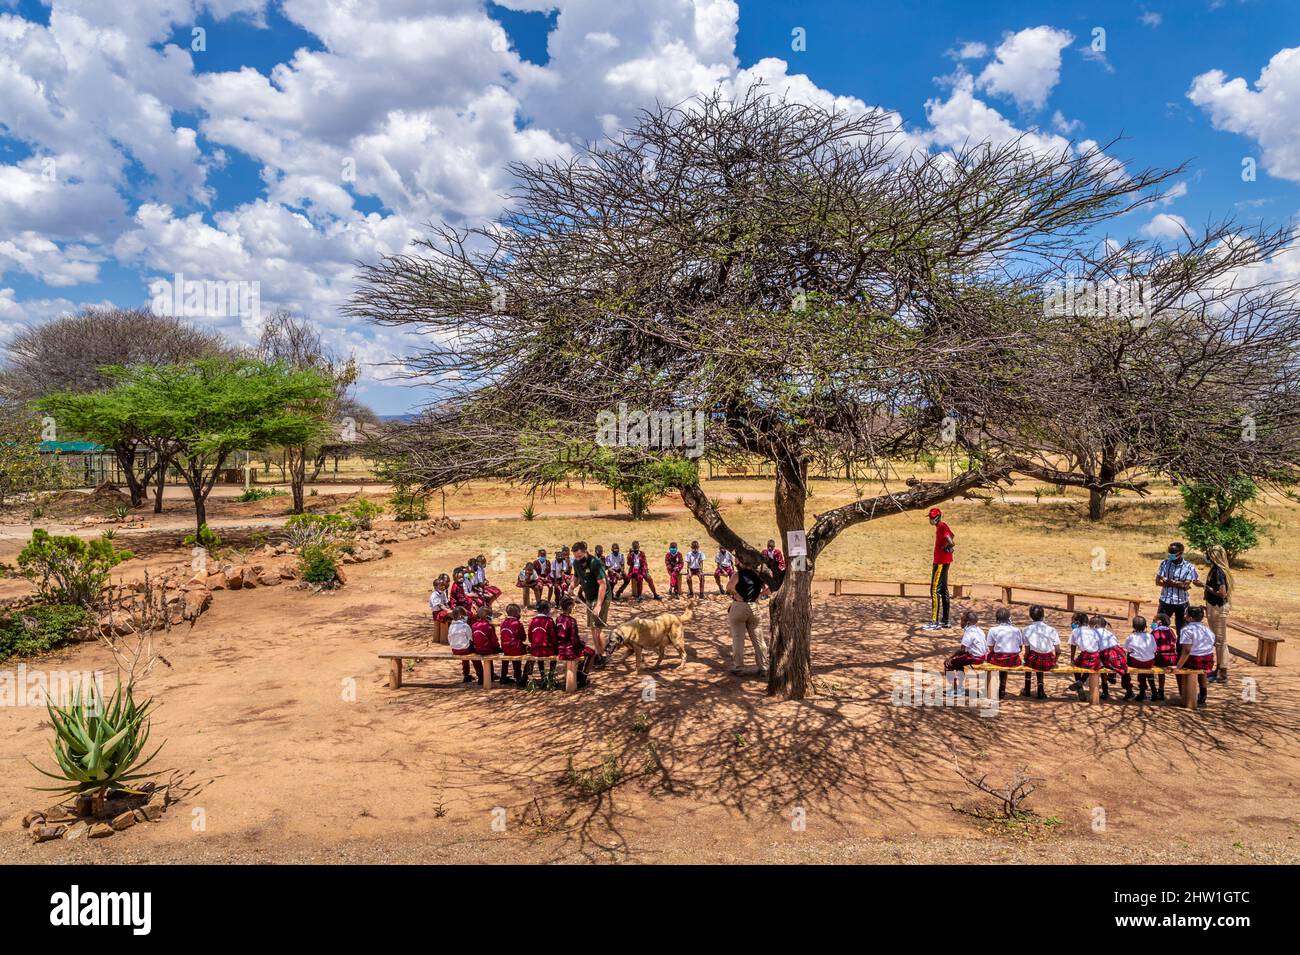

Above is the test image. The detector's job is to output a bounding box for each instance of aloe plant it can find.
[32,678,163,816]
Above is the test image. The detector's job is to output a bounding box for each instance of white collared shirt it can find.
[429,590,450,612]
[686,549,704,570]
[961,625,989,656]
[1070,626,1103,653]
[1022,621,1060,653]
[1178,622,1216,656]
[1125,631,1156,662]
[987,624,1024,654]
[447,620,472,651]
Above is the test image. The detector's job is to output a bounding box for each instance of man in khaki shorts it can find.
[570,541,610,665]
[726,554,769,676]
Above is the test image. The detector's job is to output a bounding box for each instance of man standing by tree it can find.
[570,541,609,664]
[924,507,955,630]
[1155,541,1198,633]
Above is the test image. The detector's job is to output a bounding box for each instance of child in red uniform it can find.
[450,567,481,614]
[619,541,659,601]
[469,605,500,685]
[525,599,559,685]
[1096,614,1128,680]
[665,543,684,597]
[1176,606,1216,706]
[472,554,502,607]
[532,549,552,602]
[555,597,594,688]
[496,603,527,685]
[428,574,452,642]
[1151,612,1178,701]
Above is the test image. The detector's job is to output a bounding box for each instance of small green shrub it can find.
[0,604,94,662]
[182,524,221,551]
[17,531,133,609]
[298,542,340,584]
[389,485,428,522]
[347,499,384,530]
[236,487,286,503]
[283,512,351,549]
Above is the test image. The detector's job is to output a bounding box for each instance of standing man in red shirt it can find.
[924,507,954,630]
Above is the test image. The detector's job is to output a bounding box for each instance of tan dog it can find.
[608,604,694,671]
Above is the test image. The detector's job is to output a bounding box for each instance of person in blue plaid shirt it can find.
[1155,541,1198,633]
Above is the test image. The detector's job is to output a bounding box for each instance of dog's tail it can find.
[679,603,696,623]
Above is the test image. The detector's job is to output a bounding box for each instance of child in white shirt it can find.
[1067,611,1105,696]
[1176,606,1216,705]
[1020,604,1060,699]
[1122,615,1157,701]
[447,607,477,684]
[984,607,1025,700]
[943,609,988,690]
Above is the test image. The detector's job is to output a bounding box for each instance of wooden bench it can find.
[1226,620,1286,667]
[378,650,580,693]
[971,663,1205,709]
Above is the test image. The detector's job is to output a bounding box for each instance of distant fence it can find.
[823,576,1287,665]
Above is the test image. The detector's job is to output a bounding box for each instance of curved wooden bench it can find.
[378,650,579,692]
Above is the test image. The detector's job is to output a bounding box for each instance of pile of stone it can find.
[79,514,146,526]
[24,782,175,843]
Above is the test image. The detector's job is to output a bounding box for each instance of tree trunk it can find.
[152,454,170,514]
[766,457,812,700]
[288,446,306,513]
[115,444,147,507]
[1087,460,1117,521]
[192,491,207,536]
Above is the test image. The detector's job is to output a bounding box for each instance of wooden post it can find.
[564,659,579,693]
[1087,671,1100,705]
[1066,593,1075,611]
[1178,673,1198,710]
[898,581,906,597]
[1001,586,1012,605]
[388,657,402,690]
[833,578,842,596]
[1127,600,1140,620]
[481,656,493,690]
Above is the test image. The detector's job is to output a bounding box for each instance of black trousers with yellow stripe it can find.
[929,562,950,625]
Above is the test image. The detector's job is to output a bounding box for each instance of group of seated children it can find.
[440,598,596,689]
[943,604,1218,704]
[514,539,757,609]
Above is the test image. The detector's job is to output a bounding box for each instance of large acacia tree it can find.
[347,92,1252,699]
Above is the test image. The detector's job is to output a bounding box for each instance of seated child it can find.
[525,599,559,685]
[555,596,594,688]
[1096,614,1128,680]
[1176,606,1216,706]
[1020,604,1059,699]
[447,607,480,684]
[1122,615,1157,701]
[943,609,988,690]
[517,561,540,610]
[450,567,481,614]
[497,603,527,685]
[471,604,501,659]
[985,607,1025,699]
[472,555,502,607]
[1150,613,1178,701]
[665,543,684,597]
[429,574,452,642]
[1067,611,1107,697]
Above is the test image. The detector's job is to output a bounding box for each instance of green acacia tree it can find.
[41,359,334,536]
[1178,478,1261,565]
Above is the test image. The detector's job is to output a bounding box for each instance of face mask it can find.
[1168,553,1181,562]
[669,546,677,553]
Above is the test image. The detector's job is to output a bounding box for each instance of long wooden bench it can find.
[378,650,580,693]
[970,663,1205,709]
[1226,620,1286,667]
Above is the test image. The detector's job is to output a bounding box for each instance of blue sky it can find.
[1,0,1298,414]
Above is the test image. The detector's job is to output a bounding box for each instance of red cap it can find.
[928,507,942,518]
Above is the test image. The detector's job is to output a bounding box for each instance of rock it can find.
[225,566,245,589]
[88,822,115,839]
[63,821,90,841]
[73,793,94,816]
[110,810,136,831]
[43,804,74,823]
[132,809,148,823]
[31,825,67,843]
[278,565,297,580]
[21,810,44,829]
[207,572,227,590]
[183,575,208,590]
[139,803,164,822]
[242,574,257,589]
[333,565,348,586]
[183,589,212,618]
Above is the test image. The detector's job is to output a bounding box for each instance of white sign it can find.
[786,530,807,557]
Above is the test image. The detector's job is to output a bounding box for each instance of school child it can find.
[619,541,659,601]
[1175,606,1216,706]
[447,607,479,684]
[943,609,988,691]
[450,567,481,615]
[525,599,559,685]
[1122,615,1157,701]
[467,605,501,685]
[984,606,1025,700]
[1096,614,1128,682]
[532,548,551,600]
[604,543,624,595]
[665,542,684,597]
[429,574,452,643]
[761,538,786,571]
[559,547,574,593]
[517,561,540,610]
[472,554,502,606]
[555,596,594,688]
[1151,612,1178,701]
[713,547,735,594]
[1020,604,1059,699]
[496,603,527,685]
[1067,611,1108,699]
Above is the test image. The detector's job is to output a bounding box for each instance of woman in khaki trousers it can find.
[1203,543,1233,684]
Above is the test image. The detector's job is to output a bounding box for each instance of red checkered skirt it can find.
[1100,646,1128,675]
[1126,654,1154,670]
[1073,650,1102,670]
[944,651,987,672]
[1184,653,1215,671]
[987,651,1022,667]
[1025,649,1057,671]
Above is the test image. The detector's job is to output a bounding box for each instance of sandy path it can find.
[2,528,1297,864]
